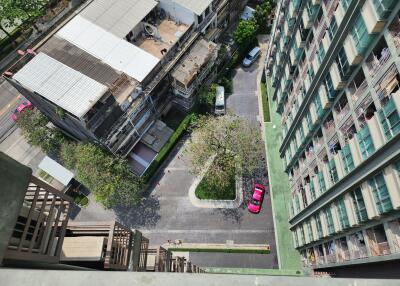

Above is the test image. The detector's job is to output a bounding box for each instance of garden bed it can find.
[194,157,236,200]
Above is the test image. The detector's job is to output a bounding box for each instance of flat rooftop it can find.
[57,15,160,83]
[80,0,158,38]
[172,0,213,15]
[172,38,217,86]
[135,19,190,59]
[13,53,108,118]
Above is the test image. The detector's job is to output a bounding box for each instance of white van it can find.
[214,86,225,115]
[242,46,261,67]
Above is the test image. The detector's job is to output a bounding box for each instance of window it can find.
[317,171,326,192]
[341,144,355,173]
[324,208,335,235]
[342,0,350,10]
[328,17,338,39]
[299,125,305,141]
[352,15,372,54]
[372,0,397,19]
[369,173,393,214]
[395,160,400,177]
[356,125,375,160]
[328,159,339,184]
[324,73,335,100]
[351,187,368,223]
[293,230,299,247]
[309,180,316,201]
[294,195,301,213]
[314,94,324,118]
[336,198,350,229]
[317,45,326,64]
[315,215,323,238]
[378,97,400,140]
[306,112,313,128]
[336,47,350,79]
[306,220,314,242]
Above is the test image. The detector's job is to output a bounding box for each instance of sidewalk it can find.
[263,79,301,270]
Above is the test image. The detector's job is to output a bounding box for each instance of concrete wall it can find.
[158,0,195,26]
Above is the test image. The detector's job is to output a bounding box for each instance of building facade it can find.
[266,0,400,271]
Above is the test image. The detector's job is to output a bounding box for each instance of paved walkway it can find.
[264,79,302,270]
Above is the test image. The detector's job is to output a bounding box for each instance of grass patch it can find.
[261,83,270,122]
[168,248,270,254]
[142,113,196,183]
[70,192,89,207]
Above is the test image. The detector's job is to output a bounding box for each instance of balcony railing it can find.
[352,246,369,259]
[335,104,350,124]
[389,16,400,54]
[325,253,337,264]
[337,250,350,262]
[370,242,391,256]
[348,80,368,104]
[365,47,391,77]
[323,120,335,139]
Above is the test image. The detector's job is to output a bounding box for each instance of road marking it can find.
[0,96,19,117]
[141,229,275,234]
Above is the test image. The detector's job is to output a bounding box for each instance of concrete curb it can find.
[188,156,243,209]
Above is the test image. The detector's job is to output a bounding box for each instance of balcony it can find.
[347,79,368,104]
[389,16,400,55]
[334,96,351,124]
[352,246,369,259]
[323,119,335,139]
[365,39,391,77]
[362,0,397,33]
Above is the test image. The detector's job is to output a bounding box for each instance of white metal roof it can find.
[38,156,75,186]
[57,15,160,82]
[80,0,158,38]
[172,0,212,15]
[13,53,107,118]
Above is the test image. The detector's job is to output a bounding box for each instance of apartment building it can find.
[0,152,203,273]
[3,0,224,175]
[266,0,400,273]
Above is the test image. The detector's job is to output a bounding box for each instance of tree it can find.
[17,108,65,153]
[0,0,23,37]
[60,142,142,209]
[186,115,264,192]
[233,19,258,53]
[198,83,217,111]
[253,0,273,34]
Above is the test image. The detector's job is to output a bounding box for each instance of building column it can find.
[303,223,310,245]
[383,222,397,254]
[304,185,312,205]
[383,165,400,209]
[333,153,345,180]
[311,216,319,241]
[349,137,362,167]
[344,193,358,227]
[346,235,355,260]
[330,203,341,233]
[362,229,373,257]
[367,115,385,149]
[320,211,329,238]
[322,164,331,189]
[361,182,379,219]
[312,175,320,197]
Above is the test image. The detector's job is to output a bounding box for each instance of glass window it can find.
[324,208,335,235]
[356,125,375,160]
[293,230,299,247]
[324,73,335,100]
[351,187,368,223]
[369,173,393,214]
[328,159,339,184]
[342,0,350,10]
[315,215,323,239]
[309,180,316,201]
[372,0,397,19]
[336,47,350,79]
[336,198,350,229]
[306,220,314,242]
[328,17,338,39]
[317,171,326,192]
[300,225,306,244]
[351,15,372,54]
[314,94,324,118]
[317,45,326,65]
[378,97,400,141]
[341,144,355,174]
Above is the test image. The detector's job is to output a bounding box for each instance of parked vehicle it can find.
[242,46,261,67]
[214,85,225,115]
[11,101,33,121]
[247,183,266,214]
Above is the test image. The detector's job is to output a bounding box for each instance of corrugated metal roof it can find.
[172,0,213,15]
[57,15,160,82]
[13,53,108,118]
[38,156,74,186]
[80,0,158,38]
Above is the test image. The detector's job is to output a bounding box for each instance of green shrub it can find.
[142,113,196,183]
[261,83,270,122]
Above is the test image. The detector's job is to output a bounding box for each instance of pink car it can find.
[247,183,266,214]
[11,101,33,121]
